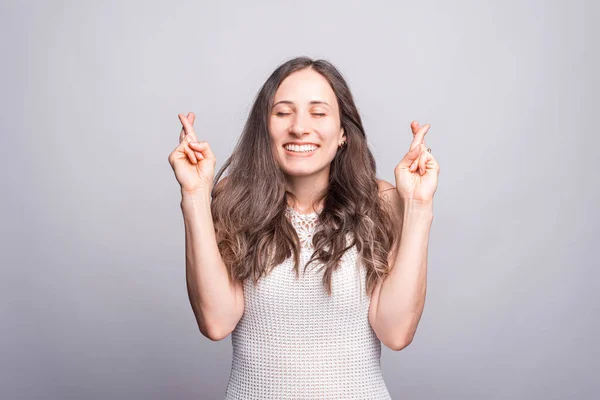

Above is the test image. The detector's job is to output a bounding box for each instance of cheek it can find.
[269,138,284,166]
[269,117,286,134]
[323,128,342,148]
[268,124,283,145]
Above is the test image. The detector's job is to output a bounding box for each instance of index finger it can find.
[178,113,198,142]
[410,123,430,150]
[411,120,421,135]
[410,121,427,145]
[179,112,196,142]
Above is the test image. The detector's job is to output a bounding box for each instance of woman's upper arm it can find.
[212,175,245,332]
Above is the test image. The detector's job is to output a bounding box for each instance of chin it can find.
[282,168,319,177]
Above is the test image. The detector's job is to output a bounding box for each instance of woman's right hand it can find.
[168,112,216,193]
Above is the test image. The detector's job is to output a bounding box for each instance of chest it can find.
[242,244,371,328]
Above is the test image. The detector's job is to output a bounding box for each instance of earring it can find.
[339,140,347,148]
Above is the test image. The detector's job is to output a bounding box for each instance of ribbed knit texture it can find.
[224,206,391,399]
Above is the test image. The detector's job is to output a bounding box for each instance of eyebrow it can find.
[273,100,331,108]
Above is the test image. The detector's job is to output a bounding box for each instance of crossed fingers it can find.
[179,112,198,144]
[410,121,430,151]
[178,112,205,163]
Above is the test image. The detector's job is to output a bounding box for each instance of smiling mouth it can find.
[283,146,319,155]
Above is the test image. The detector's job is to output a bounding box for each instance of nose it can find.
[289,111,311,136]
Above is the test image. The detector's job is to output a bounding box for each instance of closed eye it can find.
[275,112,326,117]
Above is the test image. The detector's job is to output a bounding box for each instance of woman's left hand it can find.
[394,121,440,204]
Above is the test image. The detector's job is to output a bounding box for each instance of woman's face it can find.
[269,68,345,178]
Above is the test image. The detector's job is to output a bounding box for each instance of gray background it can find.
[2,0,598,399]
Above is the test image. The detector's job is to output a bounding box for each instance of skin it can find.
[395,121,437,204]
[268,68,346,214]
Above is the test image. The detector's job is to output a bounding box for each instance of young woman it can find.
[168,56,439,399]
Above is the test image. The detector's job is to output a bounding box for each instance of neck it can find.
[284,170,328,214]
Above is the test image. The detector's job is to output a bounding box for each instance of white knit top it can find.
[224,206,391,399]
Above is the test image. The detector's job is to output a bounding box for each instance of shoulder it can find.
[377,179,400,206]
[376,178,403,220]
[377,178,395,193]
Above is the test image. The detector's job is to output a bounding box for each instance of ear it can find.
[340,127,345,140]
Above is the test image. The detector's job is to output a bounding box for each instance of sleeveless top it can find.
[224,206,392,399]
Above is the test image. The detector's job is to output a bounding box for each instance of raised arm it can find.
[180,182,244,341]
[168,112,244,341]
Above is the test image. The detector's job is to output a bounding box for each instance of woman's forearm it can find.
[376,201,433,346]
[180,189,242,340]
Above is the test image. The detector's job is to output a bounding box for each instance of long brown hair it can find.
[210,56,398,297]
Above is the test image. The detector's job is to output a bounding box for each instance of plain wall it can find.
[1,0,598,399]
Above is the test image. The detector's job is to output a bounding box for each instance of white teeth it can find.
[284,144,318,152]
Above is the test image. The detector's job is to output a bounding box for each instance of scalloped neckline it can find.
[286,205,320,218]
